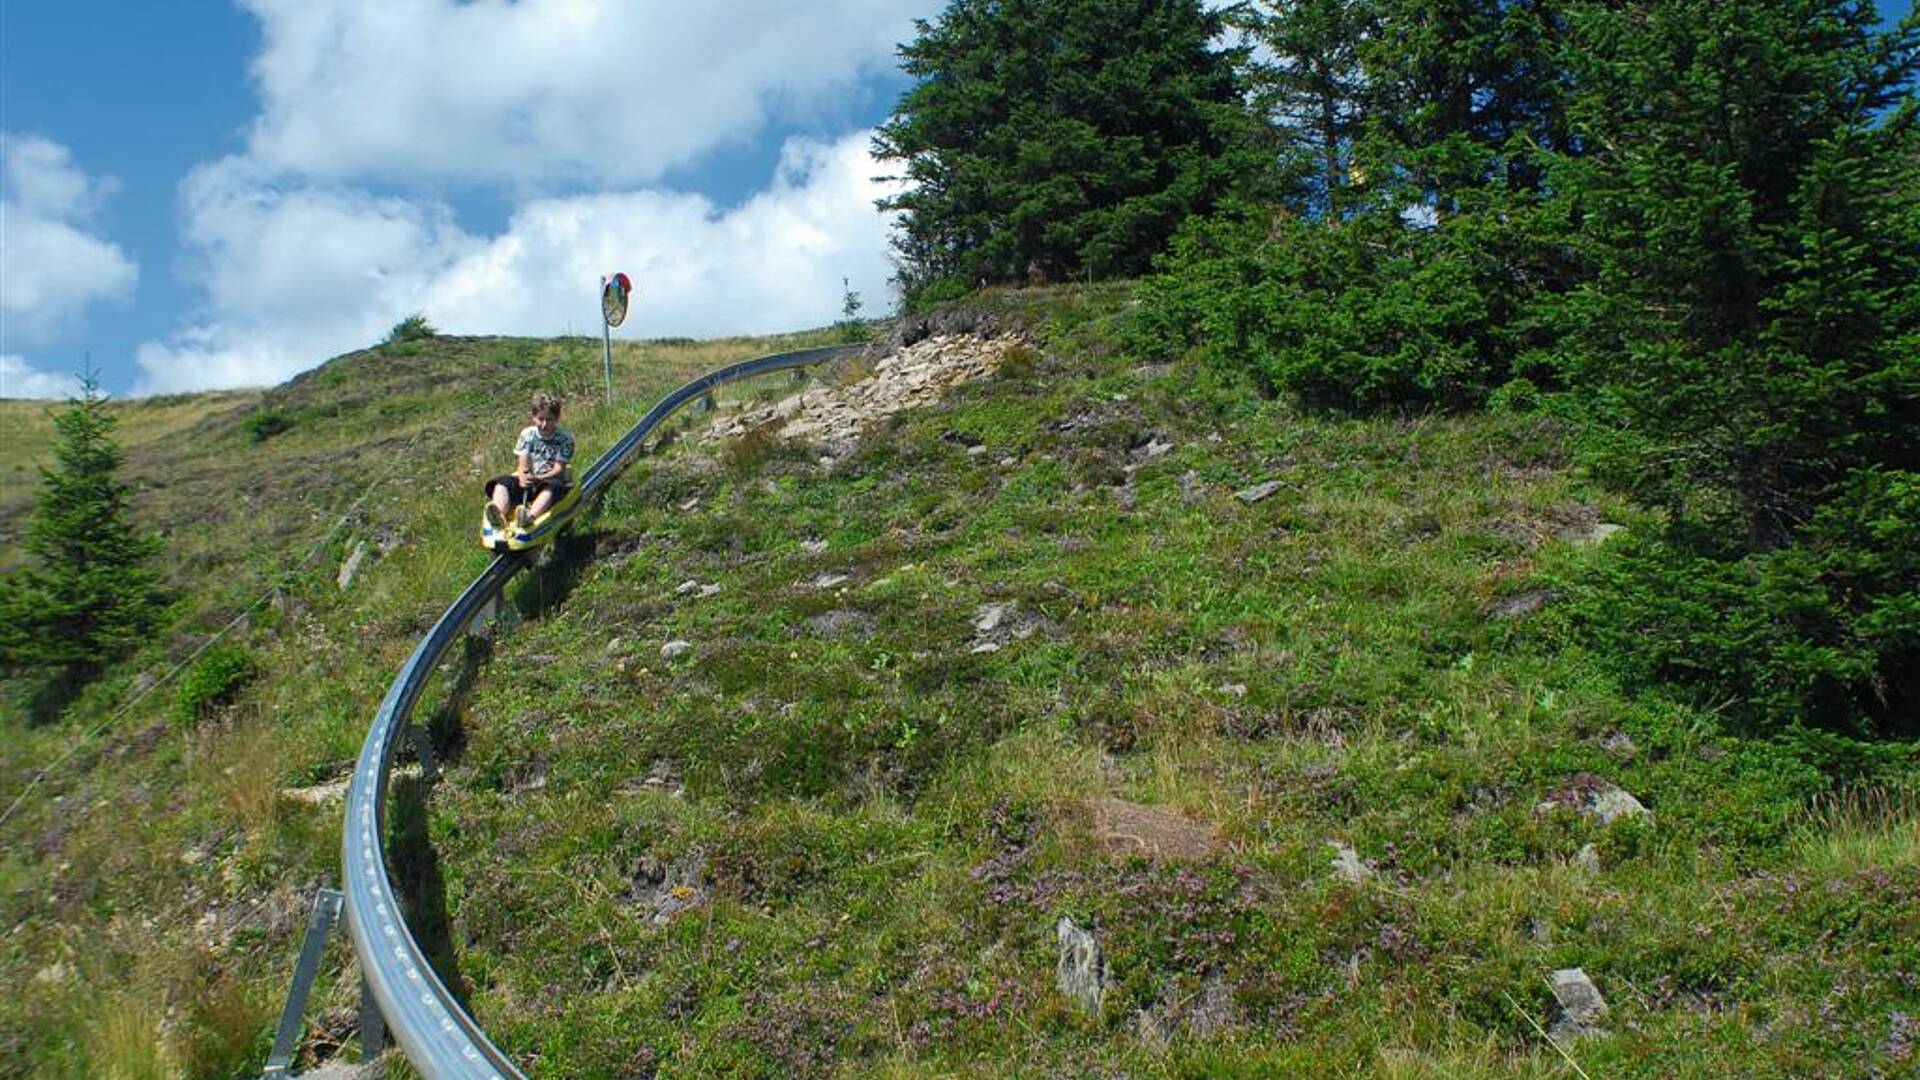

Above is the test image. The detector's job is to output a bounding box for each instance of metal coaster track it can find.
[340,344,860,1079]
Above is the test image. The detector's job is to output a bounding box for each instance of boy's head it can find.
[531,392,562,434]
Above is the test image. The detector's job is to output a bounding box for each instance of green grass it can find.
[2,293,1916,1078]
[415,289,1915,1077]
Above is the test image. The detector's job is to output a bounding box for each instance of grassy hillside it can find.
[416,289,1918,1078]
[0,326,847,1077]
[0,391,257,558]
[3,290,1916,1078]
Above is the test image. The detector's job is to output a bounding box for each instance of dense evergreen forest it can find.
[876,0,1920,749]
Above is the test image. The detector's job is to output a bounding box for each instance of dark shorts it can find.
[485,474,570,503]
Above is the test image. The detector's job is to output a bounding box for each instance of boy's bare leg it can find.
[491,485,513,516]
[526,488,555,519]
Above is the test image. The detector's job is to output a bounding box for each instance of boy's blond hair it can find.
[531,392,563,420]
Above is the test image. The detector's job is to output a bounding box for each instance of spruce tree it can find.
[1550,0,1920,733]
[0,373,163,673]
[1553,0,1920,543]
[1357,0,1572,210]
[873,0,1261,304]
[1233,0,1373,216]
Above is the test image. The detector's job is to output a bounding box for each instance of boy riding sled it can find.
[485,392,574,529]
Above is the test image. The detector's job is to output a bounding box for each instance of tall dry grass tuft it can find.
[186,719,283,843]
[1794,784,1920,873]
[83,993,180,1080]
[183,973,274,1077]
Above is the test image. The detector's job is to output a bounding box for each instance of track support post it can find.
[263,887,344,1076]
[359,975,388,1059]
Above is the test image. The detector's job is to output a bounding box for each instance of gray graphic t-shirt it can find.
[516,425,574,478]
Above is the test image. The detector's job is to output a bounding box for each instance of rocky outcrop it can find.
[1548,968,1610,1041]
[1056,916,1109,1017]
[707,334,1030,452]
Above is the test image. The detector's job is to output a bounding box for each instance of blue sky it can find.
[2,1,1913,398]
[2,0,941,397]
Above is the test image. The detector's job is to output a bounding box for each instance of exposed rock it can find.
[1235,480,1284,504]
[807,609,877,639]
[1179,470,1207,505]
[676,579,702,595]
[660,640,693,661]
[1056,916,1108,1017]
[707,333,1030,451]
[1563,522,1627,547]
[282,778,351,807]
[1093,796,1221,862]
[1601,731,1638,759]
[975,603,1015,634]
[1589,787,1649,824]
[801,538,829,554]
[883,302,1028,351]
[812,573,851,589]
[773,393,807,420]
[1131,974,1241,1047]
[509,758,548,794]
[1572,843,1602,874]
[372,525,405,556]
[1547,968,1610,1041]
[1329,840,1375,884]
[1538,774,1652,825]
[336,540,370,590]
[628,851,709,926]
[1489,588,1552,620]
[972,602,1052,653]
[1186,975,1241,1037]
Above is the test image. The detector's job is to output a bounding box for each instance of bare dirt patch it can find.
[1091,796,1222,862]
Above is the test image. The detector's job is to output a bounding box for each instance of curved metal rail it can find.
[342,344,860,1079]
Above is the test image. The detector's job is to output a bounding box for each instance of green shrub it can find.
[1486,377,1541,415]
[173,644,256,726]
[1130,207,1555,411]
[835,277,872,343]
[1564,469,1920,738]
[385,313,437,344]
[244,407,292,442]
[903,275,974,314]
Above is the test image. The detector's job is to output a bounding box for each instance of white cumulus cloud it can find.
[1,134,139,344]
[134,133,901,394]
[426,134,900,340]
[136,0,935,393]
[134,158,482,394]
[0,354,86,400]
[239,0,936,185]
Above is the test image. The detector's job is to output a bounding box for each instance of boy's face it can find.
[533,413,557,437]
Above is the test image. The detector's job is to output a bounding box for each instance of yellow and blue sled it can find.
[480,483,583,553]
